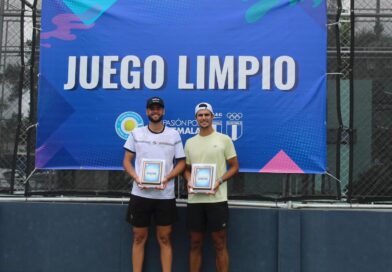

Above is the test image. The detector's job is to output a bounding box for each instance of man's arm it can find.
[166,159,186,181]
[159,159,186,189]
[212,156,239,192]
[123,150,141,184]
[184,164,192,192]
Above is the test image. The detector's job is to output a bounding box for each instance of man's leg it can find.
[189,231,204,272]
[154,198,177,272]
[156,225,173,272]
[132,227,148,272]
[211,229,229,272]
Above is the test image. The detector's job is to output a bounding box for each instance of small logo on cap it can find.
[147,97,164,108]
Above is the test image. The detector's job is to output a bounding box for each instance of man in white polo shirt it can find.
[184,102,239,272]
[123,97,185,272]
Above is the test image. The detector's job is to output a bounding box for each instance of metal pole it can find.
[347,0,355,202]
[25,0,38,196]
[10,0,25,193]
[0,0,5,140]
[335,0,343,184]
[374,0,381,40]
[19,0,33,10]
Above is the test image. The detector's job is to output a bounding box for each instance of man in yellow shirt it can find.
[184,102,239,272]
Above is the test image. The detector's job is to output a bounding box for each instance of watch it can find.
[217,177,223,185]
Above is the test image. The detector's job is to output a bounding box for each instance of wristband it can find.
[217,177,223,185]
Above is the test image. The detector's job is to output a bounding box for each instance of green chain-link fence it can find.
[0,0,391,202]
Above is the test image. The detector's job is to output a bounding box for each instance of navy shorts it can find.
[126,194,177,227]
[186,201,229,232]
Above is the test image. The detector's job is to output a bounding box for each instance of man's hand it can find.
[208,178,222,195]
[187,180,196,194]
[156,177,169,190]
[134,176,147,190]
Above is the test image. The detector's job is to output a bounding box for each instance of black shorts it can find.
[126,195,177,227]
[186,201,229,232]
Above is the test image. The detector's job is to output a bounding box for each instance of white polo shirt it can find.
[124,126,185,199]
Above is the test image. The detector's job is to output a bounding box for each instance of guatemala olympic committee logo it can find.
[225,112,243,141]
[212,112,244,141]
[115,111,144,140]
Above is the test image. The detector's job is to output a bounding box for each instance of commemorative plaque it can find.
[140,159,165,188]
[190,164,216,193]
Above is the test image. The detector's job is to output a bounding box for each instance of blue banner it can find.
[37,0,327,173]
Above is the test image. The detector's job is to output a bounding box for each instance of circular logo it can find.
[115,111,144,140]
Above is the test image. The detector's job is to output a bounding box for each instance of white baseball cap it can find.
[195,102,214,115]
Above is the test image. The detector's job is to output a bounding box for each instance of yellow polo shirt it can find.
[185,131,237,203]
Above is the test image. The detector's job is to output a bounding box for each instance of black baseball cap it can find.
[146,97,165,108]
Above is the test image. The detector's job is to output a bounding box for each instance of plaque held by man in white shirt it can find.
[140,159,165,188]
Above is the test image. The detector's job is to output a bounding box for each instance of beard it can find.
[148,115,163,123]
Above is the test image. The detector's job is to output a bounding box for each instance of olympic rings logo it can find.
[226,113,243,120]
